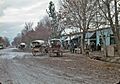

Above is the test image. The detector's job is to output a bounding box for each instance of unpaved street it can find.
[0,48,120,84]
[0,48,79,84]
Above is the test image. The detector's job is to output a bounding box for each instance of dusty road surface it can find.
[0,48,120,84]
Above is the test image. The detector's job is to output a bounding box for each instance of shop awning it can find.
[85,32,96,39]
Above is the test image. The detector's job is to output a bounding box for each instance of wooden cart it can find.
[48,39,63,57]
[18,43,26,50]
[31,40,46,56]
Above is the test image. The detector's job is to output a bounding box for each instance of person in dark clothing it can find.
[70,41,75,53]
[74,43,77,49]
[97,44,101,51]
[85,43,89,56]
[91,42,95,51]
[116,81,120,84]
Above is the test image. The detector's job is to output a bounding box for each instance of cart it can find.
[48,39,63,57]
[31,40,46,56]
[18,43,26,50]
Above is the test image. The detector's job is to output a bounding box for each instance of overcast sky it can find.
[0,0,59,42]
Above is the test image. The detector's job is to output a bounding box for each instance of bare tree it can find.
[12,33,22,47]
[21,22,33,35]
[60,0,98,54]
[21,22,33,44]
[98,0,120,56]
[3,37,10,47]
[0,36,10,47]
[35,20,51,41]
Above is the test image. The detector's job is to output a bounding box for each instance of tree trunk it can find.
[114,33,120,56]
[114,0,120,56]
[80,32,86,54]
[107,0,120,56]
[102,38,108,57]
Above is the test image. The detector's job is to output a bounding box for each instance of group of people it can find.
[62,41,78,53]
[86,42,101,52]
[69,42,77,53]
[63,41,101,53]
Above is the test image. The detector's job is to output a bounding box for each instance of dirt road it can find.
[0,48,120,84]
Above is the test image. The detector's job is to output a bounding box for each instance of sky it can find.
[0,0,59,42]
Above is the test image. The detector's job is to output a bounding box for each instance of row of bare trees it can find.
[59,0,99,54]
[0,36,10,47]
[12,0,120,56]
[12,16,51,47]
[55,0,120,56]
